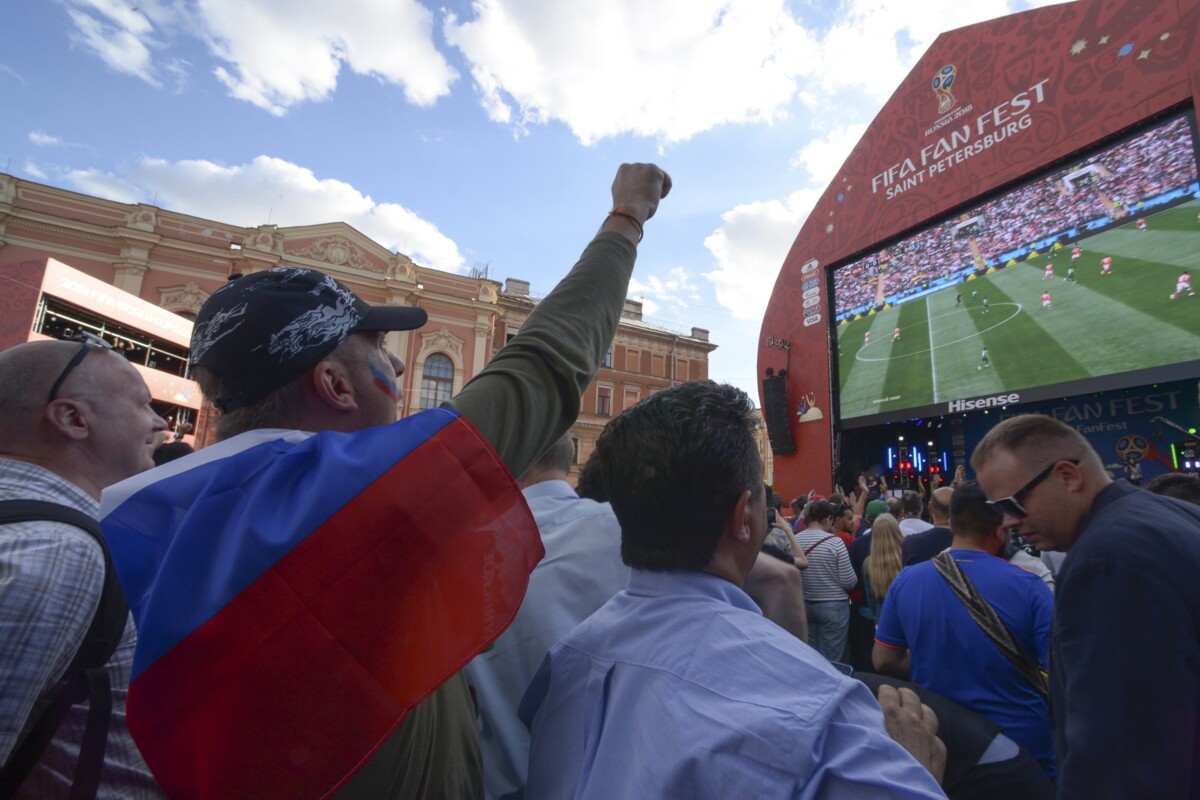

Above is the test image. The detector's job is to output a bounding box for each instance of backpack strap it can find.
[0,500,129,800]
[803,534,838,556]
[932,551,1048,702]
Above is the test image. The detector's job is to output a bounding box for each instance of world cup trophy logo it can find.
[1115,434,1149,463]
[932,65,957,115]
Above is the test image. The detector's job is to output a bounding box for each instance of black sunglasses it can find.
[47,332,114,403]
[987,458,1080,519]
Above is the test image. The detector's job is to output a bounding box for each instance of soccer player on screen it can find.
[1171,272,1195,299]
[893,327,901,342]
[1042,292,1052,310]
[982,298,990,314]
[1065,265,1077,283]
[1101,257,1113,275]
[1043,262,1054,281]
[1071,246,1081,261]
[864,330,871,346]
[955,293,962,308]
[1137,218,1147,231]
[978,347,990,370]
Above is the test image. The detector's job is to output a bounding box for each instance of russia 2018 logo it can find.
[1115,434,1149,462]
[933,65,956,114]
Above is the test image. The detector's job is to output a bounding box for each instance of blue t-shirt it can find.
[875,549,1056,777]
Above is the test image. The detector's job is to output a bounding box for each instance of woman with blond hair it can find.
[863,513,905,622]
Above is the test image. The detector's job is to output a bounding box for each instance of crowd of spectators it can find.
[835,116,1198,317]
[7,153,1200,799]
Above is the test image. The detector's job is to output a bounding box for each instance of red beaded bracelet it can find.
[607,206,644,243]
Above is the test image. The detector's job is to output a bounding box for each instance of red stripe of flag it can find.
[127,416,541,798]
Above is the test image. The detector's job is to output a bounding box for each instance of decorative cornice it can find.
[245,225,284,255]
[420,327,465,357]
[6,217,118,246]
[287,234,380,273]
[387,253,416,281]
[477,282,499,304]
[159,281,210,314]
[113,262,148,278]
[125,206,158,232]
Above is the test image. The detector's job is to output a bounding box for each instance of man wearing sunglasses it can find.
[0,335,167,798]
[973,414,1200,799]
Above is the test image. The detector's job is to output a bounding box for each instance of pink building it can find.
[0,173,716,455]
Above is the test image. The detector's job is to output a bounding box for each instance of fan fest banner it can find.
[761,0,1200,495]
[101,408,540,798]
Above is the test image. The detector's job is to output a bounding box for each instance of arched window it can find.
[420,353,455,410]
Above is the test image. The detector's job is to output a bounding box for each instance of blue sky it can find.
[4,0,1058,400]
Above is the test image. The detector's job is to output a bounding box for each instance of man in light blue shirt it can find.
[521,381,947,798]
[465,435,628,799]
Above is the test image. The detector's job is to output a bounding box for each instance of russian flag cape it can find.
[100,407,541,799]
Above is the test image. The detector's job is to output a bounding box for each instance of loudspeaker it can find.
[761,374,796,455]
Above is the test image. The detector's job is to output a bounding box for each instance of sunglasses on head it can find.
[986,458,1080,519]
[47,331,114,403]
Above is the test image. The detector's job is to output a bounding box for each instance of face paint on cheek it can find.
[369,361,398,402]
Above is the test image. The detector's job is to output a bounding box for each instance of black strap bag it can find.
[0,500,129,800]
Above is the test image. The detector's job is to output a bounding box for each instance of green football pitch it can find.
[835,200,1200,420]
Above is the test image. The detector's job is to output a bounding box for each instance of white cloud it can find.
[64,2,159,85]
[629,266,700,318]
[0,62,27,86]
[54,0,1063,138]
[60,0,454,113]
[62,0,190,89]
[703,189,820,320]
[64,168,144,203]
[23,161,48,180]
[61,156,465,272]
[29,131,65,147]
[199,0,457,115]
[444,0,818,145]
[801,0,1042,102]
[789,124,868,188]
[441,0,1059,146]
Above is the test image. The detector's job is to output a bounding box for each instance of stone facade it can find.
[0,173,501,446]
[0,172,718,461]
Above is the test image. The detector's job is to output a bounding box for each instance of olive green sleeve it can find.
[448,232,636,476]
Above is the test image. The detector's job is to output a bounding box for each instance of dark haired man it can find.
[874,482,1056,780]
[832,502,856,548]
[100,164,671,799]
[522,381,946,797]
[1145,472,1200,505]
[899,489,932,536]
[973,414,1200,799]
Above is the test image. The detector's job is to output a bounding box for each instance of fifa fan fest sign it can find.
[760,0,1200,495]
[874,80,1050,200]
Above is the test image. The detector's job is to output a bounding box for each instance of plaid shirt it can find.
[0,458,162,799]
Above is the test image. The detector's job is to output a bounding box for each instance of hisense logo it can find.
[948,392,1020,413]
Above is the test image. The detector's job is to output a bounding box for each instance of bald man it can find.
[901,486,954,566]
[0,338,166,798]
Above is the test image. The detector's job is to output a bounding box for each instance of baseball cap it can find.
[190,267,427,413]
[866,499,889,521]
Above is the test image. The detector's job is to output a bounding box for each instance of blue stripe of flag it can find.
[102,407,459,679]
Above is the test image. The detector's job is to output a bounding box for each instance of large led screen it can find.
[832,111,1200,428]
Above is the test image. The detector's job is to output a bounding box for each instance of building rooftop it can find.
[501,278,712,345]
